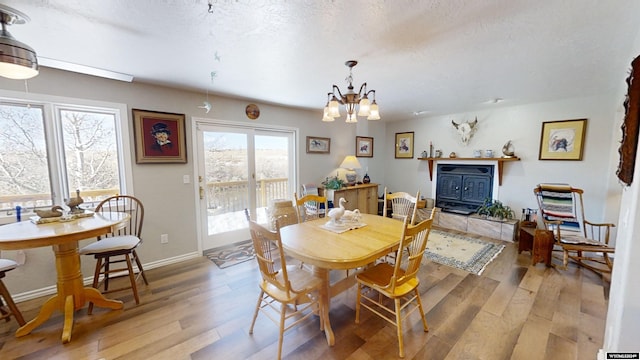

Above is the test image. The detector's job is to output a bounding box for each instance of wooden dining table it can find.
[279,213,404,346]
[0,211,129,343]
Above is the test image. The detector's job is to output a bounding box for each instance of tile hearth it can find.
[417,208,517,242]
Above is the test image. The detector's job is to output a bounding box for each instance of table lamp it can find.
[339,155,361,186]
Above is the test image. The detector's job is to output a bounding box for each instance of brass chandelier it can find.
[322,60,380,123]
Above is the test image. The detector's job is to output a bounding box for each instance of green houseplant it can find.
[322,176,345,190]
[476,198,515,220]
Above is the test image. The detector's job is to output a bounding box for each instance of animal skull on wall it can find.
[452,117,478,146]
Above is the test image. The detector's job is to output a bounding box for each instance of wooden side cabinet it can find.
[319,183,379,214]
[518,224,554,266]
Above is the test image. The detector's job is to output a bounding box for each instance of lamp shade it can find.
[339,155,361,170]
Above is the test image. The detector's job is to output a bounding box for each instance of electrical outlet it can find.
[160,234,169,244]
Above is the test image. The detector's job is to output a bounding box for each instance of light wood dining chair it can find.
[294,192,328,223]
[382,187,421,263]
[355,215,433,358]
[382,187,420,225]
[0,258,25,326]
[248,219,324,360]
[80,195,148,314]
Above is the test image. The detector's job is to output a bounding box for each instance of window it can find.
[0,91,133,218]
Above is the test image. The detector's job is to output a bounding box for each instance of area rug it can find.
[425,229,505,275]
[204,240,255,269]
[206,230,505,274]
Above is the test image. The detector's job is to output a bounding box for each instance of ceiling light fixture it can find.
[485,97,504,104]
[322,60,380,123]
[0,5,38,80]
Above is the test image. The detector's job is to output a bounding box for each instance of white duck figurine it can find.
[343,208,361,222]
[328,197,347,224]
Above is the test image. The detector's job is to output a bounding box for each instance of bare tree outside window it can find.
[0,103,52,211]
[60,109,120,196]
[0,101,126,214]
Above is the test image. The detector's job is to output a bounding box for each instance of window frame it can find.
[0,89,134,222]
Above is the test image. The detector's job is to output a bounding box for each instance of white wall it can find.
[602,36,640,353]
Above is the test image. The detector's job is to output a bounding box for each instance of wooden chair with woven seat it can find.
[0,258,25,326]
[247,219,324,360]
[534,183,616,274]
[355,215,434,358]
[294,192,328,223]
[80,195,148,314]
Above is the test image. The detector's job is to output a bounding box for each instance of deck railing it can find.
[205,178,289,214]
[1,178,290,216]
[0,189,119,214]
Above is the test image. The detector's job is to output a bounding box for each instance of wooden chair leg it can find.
[249,290,264,334]
[278,302,286,360]
[0,279,25,326]
[395,298,404,358]
[88,257,104,315]
[0,300,9,322]
[103,256,111,292]
[415,288,429,332]
[125,255,140,305]
[355,283,362,324]
[132,250,148,285]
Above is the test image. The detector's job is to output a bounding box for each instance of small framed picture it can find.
[306,136,331,154]
[395,132,414,159]
[132,109,187,164]
[538,119,587,160]
[356,136,374,157]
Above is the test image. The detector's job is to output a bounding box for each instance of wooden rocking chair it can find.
[534,184,615,274]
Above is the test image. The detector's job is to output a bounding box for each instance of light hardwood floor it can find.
[0,229,609,359]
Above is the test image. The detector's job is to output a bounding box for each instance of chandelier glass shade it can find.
[0,5,38,80]
[322,60,380,123]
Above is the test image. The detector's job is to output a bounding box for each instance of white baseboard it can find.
[12,251,201,303]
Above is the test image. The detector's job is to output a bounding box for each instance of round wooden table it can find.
[0,212,129,343]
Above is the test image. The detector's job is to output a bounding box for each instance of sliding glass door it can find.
[195,121,295,250]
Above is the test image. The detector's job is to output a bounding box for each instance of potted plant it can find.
[476,198,515,221]
[322,176,345,190]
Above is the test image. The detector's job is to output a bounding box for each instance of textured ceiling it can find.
[3,0,640,121]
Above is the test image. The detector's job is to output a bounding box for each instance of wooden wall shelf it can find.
[417,157,521,186]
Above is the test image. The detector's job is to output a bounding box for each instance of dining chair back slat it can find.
[294,193,328,223]
[383,187,420,225]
